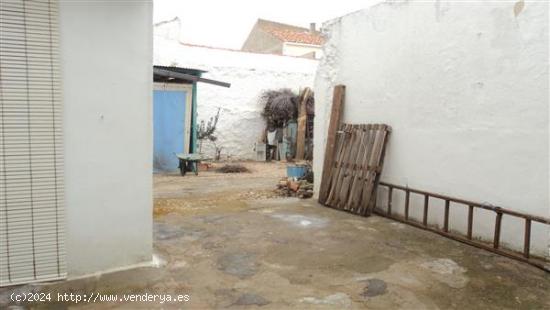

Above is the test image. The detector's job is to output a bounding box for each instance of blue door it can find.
[153,90,187,172]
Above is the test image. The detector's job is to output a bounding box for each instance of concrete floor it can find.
[2,162,549,309]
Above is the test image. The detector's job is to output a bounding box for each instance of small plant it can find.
[214,146,223,161]
[197,108,221,154]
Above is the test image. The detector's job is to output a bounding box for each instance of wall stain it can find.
[434,0,450,22]
[514,1,525,17]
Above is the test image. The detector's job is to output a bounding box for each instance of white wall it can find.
[59,1,153,276]
[314,0,549,256]
[155,38,318,159]
[283,42,323,59]
[154,17,183,42]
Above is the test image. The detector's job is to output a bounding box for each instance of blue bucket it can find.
[287,164,307,179]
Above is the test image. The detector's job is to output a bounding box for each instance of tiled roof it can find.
[257,19,325,45]
[264,28,325,45]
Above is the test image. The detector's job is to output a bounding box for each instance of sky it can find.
[153,0,375,49]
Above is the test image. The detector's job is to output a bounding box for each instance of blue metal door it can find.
[153,90,187,172]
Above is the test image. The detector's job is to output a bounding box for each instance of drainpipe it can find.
[191,76,199,154]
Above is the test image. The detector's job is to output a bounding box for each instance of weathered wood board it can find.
[320,123,391,216]
[318,85,346,204]
[295,87,311,160]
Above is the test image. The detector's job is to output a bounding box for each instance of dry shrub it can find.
[260,89,298,129]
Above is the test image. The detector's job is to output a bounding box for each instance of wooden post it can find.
[493,212,503,249]
[295,88,311,160]
[467,205,474,239]
[404,190,410,220]
[318,85,345,204]
[387,187,393,215]
[523,219,531,258]
[423,195,429,226]
[443,200,450,232]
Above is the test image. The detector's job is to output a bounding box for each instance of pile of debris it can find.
[276,178,313,199]
[216,164,250,173]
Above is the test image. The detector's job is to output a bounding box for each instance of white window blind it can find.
[0,0,66,286]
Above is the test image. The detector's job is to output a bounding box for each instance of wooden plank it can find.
[337,125,362,208]
[326,125,353,206]
[344,125,368,211]
[494,212,503,249]
[523,219,531,258]
[366,125,391,215]
[323,123,348,204]
[467,205,474,239]
[295,88,311,160]
[345,125,369,211]
[362,125,390,216]
[351,125,377,213]
[443,200,450,232]
[359,125,383,215]
[318,85,345,204]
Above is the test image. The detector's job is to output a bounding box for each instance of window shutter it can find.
[0,0,66,286]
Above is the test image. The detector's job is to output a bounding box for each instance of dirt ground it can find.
[2,161,549,309]
[153,162,287,211]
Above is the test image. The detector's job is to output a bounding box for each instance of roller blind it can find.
[0,0,66,286]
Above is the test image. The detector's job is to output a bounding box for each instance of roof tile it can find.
[265,28,325,45]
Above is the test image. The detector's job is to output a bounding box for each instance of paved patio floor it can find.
[2,162,549,309]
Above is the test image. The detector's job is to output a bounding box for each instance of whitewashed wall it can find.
[314,0,549,256]
[154,38,317,159]
[60,1,153,276]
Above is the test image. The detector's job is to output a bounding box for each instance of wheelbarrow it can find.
[176,153,209,176]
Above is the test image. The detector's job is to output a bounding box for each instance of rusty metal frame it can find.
[375,182,550,272]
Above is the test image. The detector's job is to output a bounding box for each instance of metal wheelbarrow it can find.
[176,153,209,176]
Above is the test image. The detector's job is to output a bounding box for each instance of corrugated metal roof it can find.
[154,66,230,88]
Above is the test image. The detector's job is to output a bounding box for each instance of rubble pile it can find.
[276,178,314,199]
